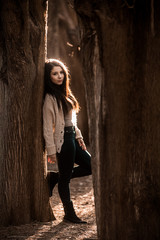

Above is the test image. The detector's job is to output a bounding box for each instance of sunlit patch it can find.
[71,110,77,126]
[67,42,73,47]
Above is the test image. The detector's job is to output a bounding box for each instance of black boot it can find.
[63,201,87,224]
[47,172,59,197]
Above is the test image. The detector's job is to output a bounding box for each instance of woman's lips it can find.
[58,79,62,82]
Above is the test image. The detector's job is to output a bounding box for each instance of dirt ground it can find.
[0,175,97,240]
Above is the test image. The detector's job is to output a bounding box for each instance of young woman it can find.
[43,59,91,224]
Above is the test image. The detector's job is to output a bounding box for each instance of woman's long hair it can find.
[44,59,80,115]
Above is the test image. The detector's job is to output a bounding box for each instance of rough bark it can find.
[0,0,54,226]
[47,0,89,143]
[75,0,160,239]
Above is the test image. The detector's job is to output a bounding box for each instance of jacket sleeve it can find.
[43,95,56,155]
[75,126,83,139]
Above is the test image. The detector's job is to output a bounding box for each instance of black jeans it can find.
[57,131,92,205]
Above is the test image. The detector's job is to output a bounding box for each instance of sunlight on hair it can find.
[45,58,68,75]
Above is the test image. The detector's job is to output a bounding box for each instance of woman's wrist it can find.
[48,154,56,157]
[47,154,56,164]
[77,138,86,151]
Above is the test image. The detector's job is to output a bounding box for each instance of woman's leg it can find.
[47,171,59,197]
[57,133,76,204]
[57,132,87,223]
[50,138,91,197]
[71,140,92,179]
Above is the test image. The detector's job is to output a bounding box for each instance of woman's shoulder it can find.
[44,94,56,103]
[43,94,58,110]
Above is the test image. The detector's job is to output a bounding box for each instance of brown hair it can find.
[44,59,80,114]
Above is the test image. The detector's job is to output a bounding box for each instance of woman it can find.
[43,59,91,224]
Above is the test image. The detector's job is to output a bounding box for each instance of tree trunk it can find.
[75,0,160,239]
[0,0,54,226]
[47,0,89,144]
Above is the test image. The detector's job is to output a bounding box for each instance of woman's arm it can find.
[74,114,86,150]
[75,125,83,139]
[43,95,57,156]
[77,138,87,151]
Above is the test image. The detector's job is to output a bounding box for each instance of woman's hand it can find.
[47,154,56,164]
[77,138,87,151]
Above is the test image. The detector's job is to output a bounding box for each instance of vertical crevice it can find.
[151,0,155,37]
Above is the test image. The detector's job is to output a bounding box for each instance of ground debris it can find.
[0,176,97,240]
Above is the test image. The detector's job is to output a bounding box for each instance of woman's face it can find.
[50,66,65,85]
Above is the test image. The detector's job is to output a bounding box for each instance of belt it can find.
[64,126,75,133]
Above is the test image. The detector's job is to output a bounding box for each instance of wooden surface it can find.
[0,0,54,225]
[75,0,160,239]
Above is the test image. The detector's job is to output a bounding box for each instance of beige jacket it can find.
[43,94,83,155]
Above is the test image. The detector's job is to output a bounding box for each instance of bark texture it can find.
[75,0,160,239]
[0,0,54,225]
[47,0,89,143]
